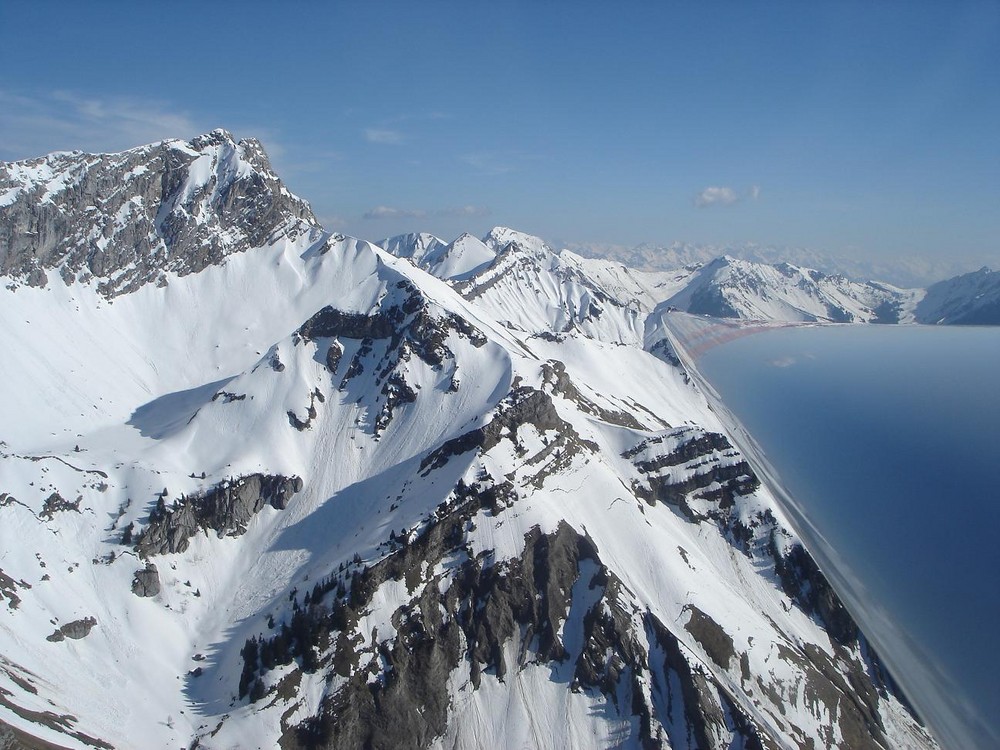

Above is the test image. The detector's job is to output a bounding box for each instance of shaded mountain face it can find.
[0,135,941,749]
[914,266,1000,324]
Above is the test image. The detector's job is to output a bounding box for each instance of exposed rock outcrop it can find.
[626,427,761,525]
[419,385,596,478]
[130,563,160,598]
[0,130,319,296]
[0,568,24,610]
[38,493,81,521]
[135,474,302,557]
[229,471,918,750]
[46,618,97,643]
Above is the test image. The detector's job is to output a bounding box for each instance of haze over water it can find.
[695,324,1000,750]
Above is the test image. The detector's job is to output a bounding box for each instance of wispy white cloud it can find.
[461,153,517,176]
[362,205,427,220]
[364,128,404,145]
[694,185,763,208]
[436,204,491,218]
[695,186,740,208]
[318,215,348,230]
[387,111,450,124]
[0,89,206,160]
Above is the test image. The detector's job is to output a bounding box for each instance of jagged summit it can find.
[0,130,320,296]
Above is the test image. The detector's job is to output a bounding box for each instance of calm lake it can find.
[689,322,1000,750]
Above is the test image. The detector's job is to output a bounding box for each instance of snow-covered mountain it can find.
[660,256,916,324]
[384,232,921,326]
[566,239,993,289]
[382,228,697,344]
[383,230,1000,328]
[0,134,948,749]
[913,266,1000,324]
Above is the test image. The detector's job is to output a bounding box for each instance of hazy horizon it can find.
[1,2,996,273]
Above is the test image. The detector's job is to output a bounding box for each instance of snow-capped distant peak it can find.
[482,226,552,256]
[380,232,448,265]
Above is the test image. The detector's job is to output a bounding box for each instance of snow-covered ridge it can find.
[384,229,1000,327]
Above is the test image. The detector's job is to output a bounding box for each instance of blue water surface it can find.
[696,324,1000,750]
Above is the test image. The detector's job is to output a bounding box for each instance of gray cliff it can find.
[0,129,320,296]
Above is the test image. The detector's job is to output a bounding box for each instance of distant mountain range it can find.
[382,230,999,327]
[0,129,989,749]
[562,239,994,289]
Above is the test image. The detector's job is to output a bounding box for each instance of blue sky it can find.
[1,2,997,264]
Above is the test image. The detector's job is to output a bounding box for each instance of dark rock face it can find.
[220,454,927,750]
[324,342,343,374]
[540,360,644,429]
[130,563,160,598]
[135,473,302,557]
[0,569,25,610]
[38,493,81,521]
[683,605,735,669]
[0,130,319,297]
[872,299,902,324]
[626,428,760,525]
[297,285,487,435]
[687,284,740,318]
[288,389,324,431]
[772,541,858,646]
[916,266,1000,324]
[419,385,596,477]
[298,306,399,342]
[46,617,97,642]
[297,287,487,370]
[38,492,82,521]
[0,716,90,750]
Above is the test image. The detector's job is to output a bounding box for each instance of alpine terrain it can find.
[0,131,956,748]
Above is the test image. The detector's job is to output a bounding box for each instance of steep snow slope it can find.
[0,135,939,749]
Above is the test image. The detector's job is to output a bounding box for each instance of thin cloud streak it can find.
[364,128,405,145]
[0,89,203,160]
[436,205,491,218]
[461,153,517,176]
[362,206,427,220]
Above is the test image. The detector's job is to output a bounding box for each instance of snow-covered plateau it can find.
[0,131,984,748]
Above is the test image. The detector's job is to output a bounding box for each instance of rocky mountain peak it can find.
[0,131,320,297]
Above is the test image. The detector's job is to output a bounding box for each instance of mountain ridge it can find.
[0,132,967,749]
